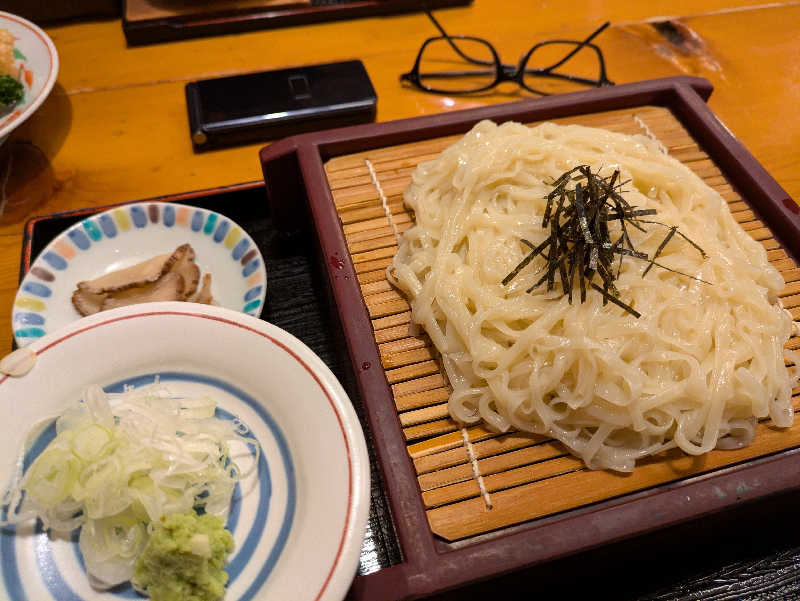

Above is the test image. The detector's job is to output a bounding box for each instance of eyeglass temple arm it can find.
[543,21,611,73]
[424,9,495,67]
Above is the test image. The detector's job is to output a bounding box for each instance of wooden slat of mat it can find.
[428,406,800,541]
[323,105,800,542]
[420,391,800,509]
[343,212,412,236]
[414,432,552,474]
[418,441,570,492]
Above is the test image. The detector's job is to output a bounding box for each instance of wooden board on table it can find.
[125,0,311,22]
[323,105,800,542]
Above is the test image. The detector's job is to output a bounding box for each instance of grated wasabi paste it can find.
[132,511,234,601]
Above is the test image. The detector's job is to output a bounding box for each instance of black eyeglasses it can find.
[401,11,615,95]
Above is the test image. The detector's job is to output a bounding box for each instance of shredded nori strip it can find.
[642,225,677,277]
[574,184,593,244]
[502,237,551,285]
[606,209,658,220]
[636,219,709,258]
[503,165,708,318]
[590,283,641,318]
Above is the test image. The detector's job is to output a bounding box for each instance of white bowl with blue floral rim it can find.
[0,301,370,601]
[12,201,267,347]
[0,11,59,145]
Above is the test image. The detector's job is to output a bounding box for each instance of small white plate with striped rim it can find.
[12,201,267,347]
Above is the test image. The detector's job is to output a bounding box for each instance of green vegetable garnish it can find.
[133,511,235,601]
[0,74,23,107]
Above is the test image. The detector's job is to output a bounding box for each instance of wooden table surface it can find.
[2,1,800,351]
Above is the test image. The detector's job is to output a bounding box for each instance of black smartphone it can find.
[185,60,377,151]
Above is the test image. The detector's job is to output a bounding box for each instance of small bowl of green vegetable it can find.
[0,11,59,145]
[0,302,371,601]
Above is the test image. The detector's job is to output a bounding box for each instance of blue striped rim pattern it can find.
[13,313,44,325]
[191,210,204,232]
[21,282,50,298]
[13,203,267,345]
[232,239,250,261]
[214,221,230,243]
[98,214,117,238]
[163,205,175,227]
[42,252,66,270]
[242,259,260,278]
[130,205,147,228]
[244,286,262,303]
[0,371,294,601]
[67,229,90,250]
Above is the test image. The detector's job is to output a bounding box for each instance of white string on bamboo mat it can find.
[633,114,669,155]
[460,427,493,510]
[365,157,492,510]
[365,158,401,242]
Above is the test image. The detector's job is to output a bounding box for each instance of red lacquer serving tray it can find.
[259,76,800,600]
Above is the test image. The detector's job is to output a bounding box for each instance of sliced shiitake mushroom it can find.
[70,243,214,315]
[191,273,214,305]
[71,288,107,317]
[171,245,200,300]
[76,244,191,295]
[100,271,185,311]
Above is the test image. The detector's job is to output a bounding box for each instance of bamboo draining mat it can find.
[323,106,800,542]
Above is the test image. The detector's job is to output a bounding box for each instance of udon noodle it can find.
[387,120,799,472]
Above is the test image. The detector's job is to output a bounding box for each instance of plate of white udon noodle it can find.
[388,119,800,473]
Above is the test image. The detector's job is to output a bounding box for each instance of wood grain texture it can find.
[2,2,800,354]
[323,105,800,541]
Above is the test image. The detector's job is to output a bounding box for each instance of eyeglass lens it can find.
[417,38,498,93]
[521,42,606,94]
